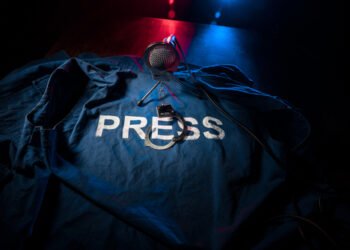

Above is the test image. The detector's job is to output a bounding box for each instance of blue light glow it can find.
[186,24,257,80]
[215,11,221,19]
[218,0,243,7]
[221,0,238,3]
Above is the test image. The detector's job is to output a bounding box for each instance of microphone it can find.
[144,34,180,78]
[137,34,181,106]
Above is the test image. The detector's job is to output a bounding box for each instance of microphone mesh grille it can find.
[148,44,179,71]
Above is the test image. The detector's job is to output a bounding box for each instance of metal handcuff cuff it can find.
[144,104,187,150]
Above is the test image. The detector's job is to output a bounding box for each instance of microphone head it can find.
[144,42,180,72]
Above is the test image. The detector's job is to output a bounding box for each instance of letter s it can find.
[203,116,225,140]
[177,117,200,140]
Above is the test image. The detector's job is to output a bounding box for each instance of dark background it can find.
[0,0,346,188]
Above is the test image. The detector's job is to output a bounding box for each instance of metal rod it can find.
[137,80,162,106]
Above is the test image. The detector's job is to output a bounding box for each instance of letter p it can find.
[95,115,120,137]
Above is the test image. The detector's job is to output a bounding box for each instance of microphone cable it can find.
[196,83,285,169]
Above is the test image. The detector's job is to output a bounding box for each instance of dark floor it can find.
[1,0,346,190]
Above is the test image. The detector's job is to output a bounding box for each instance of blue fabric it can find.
[1,54,339,249]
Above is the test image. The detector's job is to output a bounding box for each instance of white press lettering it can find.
[203,116,225,140]
[122,116,147,139]
[177,117,200,140]
[152,117,174,140]
[95,115,120,137]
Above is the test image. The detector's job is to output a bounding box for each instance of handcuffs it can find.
[144,104,187,150]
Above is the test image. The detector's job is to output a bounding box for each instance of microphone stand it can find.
[137,80,162,106]
[137,35,194,107]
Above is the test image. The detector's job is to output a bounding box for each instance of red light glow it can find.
[168,9,176,19]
